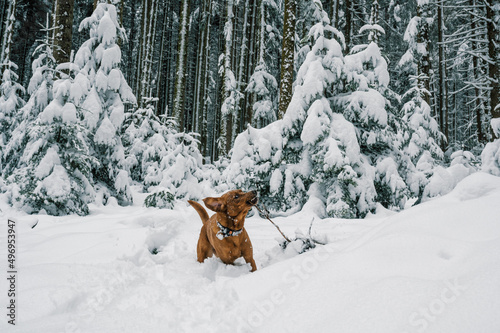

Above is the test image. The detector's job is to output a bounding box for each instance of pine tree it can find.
[2,25,55,177]
[122,95,206,201]
[4,19,98,216]
[3,10,95,216]
[227,1,354,215]
[0,0,24,173]
[296,3,378,218]
[333,4,408,212]
[246,62,278,128]
[157,128,206,200]
[76,3,137,205]
[0,62,25,171]
[243,0,281,129]
[7,65,96,216]
[295,0,325,77]
[123,97,172,189]
[399,2,444,200]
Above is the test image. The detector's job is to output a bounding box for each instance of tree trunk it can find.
[0,0,8,56]
[52,0,75,64]
[345,0,352,53]
[156,1,169,116]
[417,2,431,106]
[245,0,258,127]
[486,0,499,138]
[368,0,380,43]
[163,0,178,117]
[437,0,448,148]
[278,0,295,119]
[200,0,213,159]
[219,0,235,157]
[139,0,158,104]
[173,0,190,131]
[207,0,222,162]
[469,0,485,143]
[135,0,149,103]
[235,0,249,134]
[193,0,209,144]
[329,0,340,28]
[0,0,15,64]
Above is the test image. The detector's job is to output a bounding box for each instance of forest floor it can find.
[1,172,500,333]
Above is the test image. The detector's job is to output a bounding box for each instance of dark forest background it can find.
[1,0,499,162]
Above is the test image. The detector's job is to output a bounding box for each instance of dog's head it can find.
[203,190,258,225]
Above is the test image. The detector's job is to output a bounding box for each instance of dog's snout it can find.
[246,190,258,206]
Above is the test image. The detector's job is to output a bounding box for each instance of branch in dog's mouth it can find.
[247,197,258,206]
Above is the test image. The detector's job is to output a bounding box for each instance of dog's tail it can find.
[188,200,209,224]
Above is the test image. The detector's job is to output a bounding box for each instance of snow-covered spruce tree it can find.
[246,61,277,128]
[156,127,206,201]
[122,96,206,202]
[332,2,408,212]
[398,3,444,201]
[0,61,25,173]
[242,0,280,130]
[123,97,169,187]
[6,62,96,216]
[76,3,137,205]
[298,6,383,218]
[227,1,359,216]
[227,121,294,214]
[295,0,325,70]
[245,0,280,129]
[2,30,55,178]
[228,1,409,217]
[0,0,25,173]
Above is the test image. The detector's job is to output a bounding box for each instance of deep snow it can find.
[1,172,500,333]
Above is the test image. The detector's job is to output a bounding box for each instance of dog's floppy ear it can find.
[203,197,226,212]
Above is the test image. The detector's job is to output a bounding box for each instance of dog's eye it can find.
[234,195,239,199]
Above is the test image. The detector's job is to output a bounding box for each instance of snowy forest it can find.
[0,0,499,217]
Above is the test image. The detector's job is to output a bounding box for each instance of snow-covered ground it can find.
[1,172,500,333]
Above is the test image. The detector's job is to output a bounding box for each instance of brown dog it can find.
[188,190,258,272]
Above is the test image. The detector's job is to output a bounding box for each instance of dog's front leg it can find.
[246,256,257,272]
[241,235,257,272]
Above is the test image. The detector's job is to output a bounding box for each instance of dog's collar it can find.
[216,220,243,240]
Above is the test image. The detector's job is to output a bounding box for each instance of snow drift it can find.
[0,172,499,333]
